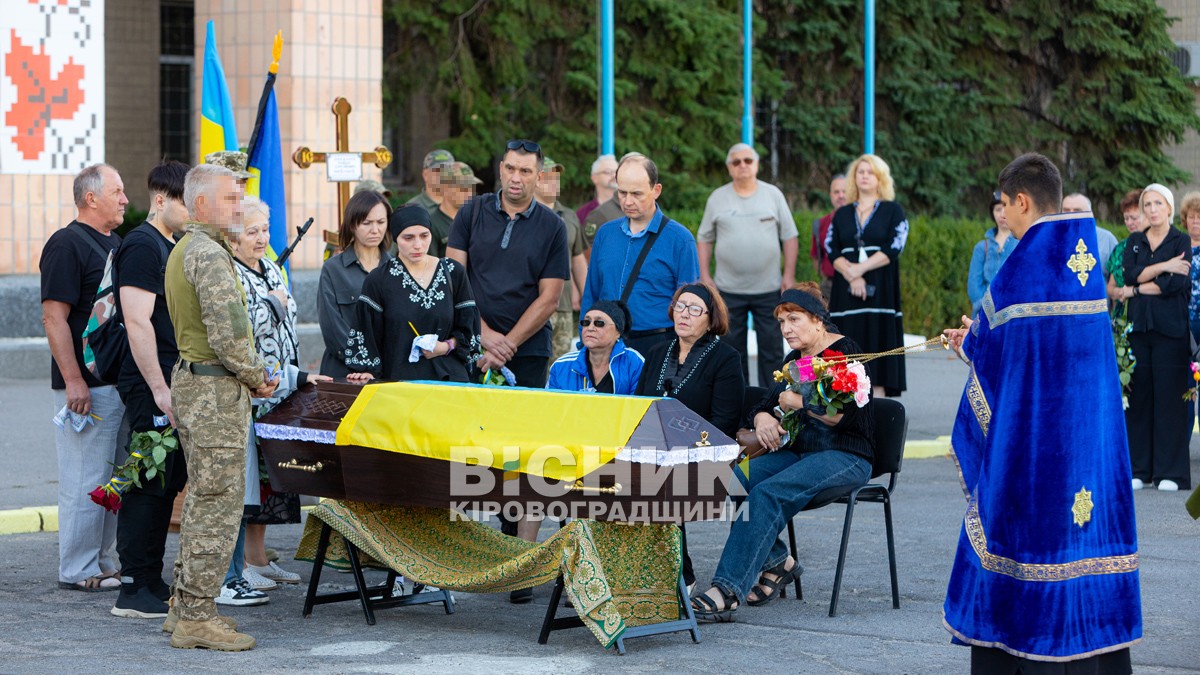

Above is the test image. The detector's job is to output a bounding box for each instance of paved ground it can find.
[0,351,1196,673]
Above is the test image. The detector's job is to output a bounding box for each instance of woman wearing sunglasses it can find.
[636,281,745,590]
[546,300,644,394]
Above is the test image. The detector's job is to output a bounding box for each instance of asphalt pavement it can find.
[0,351,1196,673]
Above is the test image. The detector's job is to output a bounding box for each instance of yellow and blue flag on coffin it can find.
[246,32,288,279]
[335,382,656,482]
[199,20,239,158]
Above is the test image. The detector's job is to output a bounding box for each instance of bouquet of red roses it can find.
[772,349,871,439]
[88,428,179,513]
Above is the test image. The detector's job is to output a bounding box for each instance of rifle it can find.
[275,217,314,268]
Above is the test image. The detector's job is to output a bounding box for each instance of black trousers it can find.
[1126,331,1192,489]
[496,355,549,536]
[116,380,188,586]
[970,646,1131,675]
[723,290,784,387]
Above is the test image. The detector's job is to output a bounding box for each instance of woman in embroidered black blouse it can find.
[1122,184,1192,492]
[345,208,481,383]
[636,282,745,589]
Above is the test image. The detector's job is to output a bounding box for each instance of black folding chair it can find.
[783,397,906,616]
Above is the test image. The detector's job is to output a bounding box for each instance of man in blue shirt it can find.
[581,153,700,356]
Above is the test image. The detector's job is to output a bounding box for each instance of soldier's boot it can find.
[169,617,255,651]
[162,597,237,634]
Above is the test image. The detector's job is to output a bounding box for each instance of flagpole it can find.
[247,31,283,161]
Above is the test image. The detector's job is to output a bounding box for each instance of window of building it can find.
[160,1,195,163]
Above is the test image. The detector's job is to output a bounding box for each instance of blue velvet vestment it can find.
[944,212,1142,661]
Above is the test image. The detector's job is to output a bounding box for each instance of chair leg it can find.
[786,520,801,601]
[883,493,900,609]
[828,499,858,618]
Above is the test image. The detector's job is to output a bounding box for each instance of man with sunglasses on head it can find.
[448,140,568,602]
[581,152,701,357]
[697,142,798,387]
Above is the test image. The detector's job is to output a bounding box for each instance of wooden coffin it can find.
[256,382,740,523]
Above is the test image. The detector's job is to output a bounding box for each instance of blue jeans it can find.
[223,521,247,586]
[711,449,871,605]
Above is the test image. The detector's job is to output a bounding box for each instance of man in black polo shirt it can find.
[110,161,191,619]
[447,139,569,388]
[447,140,568,602]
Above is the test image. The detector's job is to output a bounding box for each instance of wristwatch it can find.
[1133,286,1140,297]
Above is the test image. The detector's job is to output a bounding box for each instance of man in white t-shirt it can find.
[697,143,798,386]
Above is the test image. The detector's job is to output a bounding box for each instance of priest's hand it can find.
[754,412,786,452]
[943,316,973,355]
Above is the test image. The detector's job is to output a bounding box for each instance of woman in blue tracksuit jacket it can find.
[546,300,644,394]
[967,194,1018,316]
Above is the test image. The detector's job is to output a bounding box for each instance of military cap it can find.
[355,179,392,198]
[204,151,252,179]
[422,149,455,169]
[441,161,483,186]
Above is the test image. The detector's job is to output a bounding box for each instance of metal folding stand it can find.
[537,571,700,655]
[302,521,455,625]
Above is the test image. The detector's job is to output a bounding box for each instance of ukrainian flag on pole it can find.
[246,32,289,279]
[200,20,239,157]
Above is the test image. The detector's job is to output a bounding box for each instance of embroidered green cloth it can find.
[296,500,681,647]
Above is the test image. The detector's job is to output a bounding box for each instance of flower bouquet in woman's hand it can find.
[88,428,179,513]
[773,349,871,438]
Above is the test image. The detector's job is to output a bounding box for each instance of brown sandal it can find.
[58,575,121,592]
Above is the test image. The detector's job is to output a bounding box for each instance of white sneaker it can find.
[1157,479,1180,492]
[1131,478,1144,491]
[247,561,300,585]
[241,567,278,591]
[215,578,269,606]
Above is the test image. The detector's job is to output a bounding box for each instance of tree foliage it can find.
[383,0,1199,219]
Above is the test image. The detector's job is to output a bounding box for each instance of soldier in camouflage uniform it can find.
[163,164,278,651]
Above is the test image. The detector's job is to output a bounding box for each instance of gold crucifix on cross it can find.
[292,97,392,246]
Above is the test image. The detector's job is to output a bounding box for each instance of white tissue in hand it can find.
[408,334,440,362]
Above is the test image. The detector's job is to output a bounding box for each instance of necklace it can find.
[654,337,720,396]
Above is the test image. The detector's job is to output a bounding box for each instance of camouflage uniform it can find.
[165,221,266,623]
[550,202,584,361]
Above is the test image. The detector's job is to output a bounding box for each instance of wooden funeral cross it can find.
[292,97,392,246]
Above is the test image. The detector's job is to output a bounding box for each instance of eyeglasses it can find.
[506,139,541,154]
[728,158,755,167]
[672,302,709,317]
[579,318,610,328]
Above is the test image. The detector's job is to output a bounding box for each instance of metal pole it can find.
[601,0,615,155]
[742,0,753,145]
[864,0,875,154]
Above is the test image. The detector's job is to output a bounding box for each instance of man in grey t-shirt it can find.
[697,143,799,386]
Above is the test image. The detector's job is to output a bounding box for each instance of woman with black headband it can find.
[546,299,644,394]
[636,281,744,589]
[691,281,875,622]
[343,205,481,382]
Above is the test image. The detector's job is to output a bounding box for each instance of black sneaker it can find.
[111,581,169,619]
[215,578,269,607]
[147,578,172,602]
[510,588,533,604]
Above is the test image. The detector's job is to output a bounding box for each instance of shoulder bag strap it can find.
[619,213,667,306]
[68,222,112,263]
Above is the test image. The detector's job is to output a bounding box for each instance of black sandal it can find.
[747,558,800,607]
[690,586,739,622]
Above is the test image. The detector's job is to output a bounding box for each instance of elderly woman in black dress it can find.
[636,281,744,589]
[345,205,480,382]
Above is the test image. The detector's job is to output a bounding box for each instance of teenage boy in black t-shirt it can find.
[40,163,129,592]
[109,161,191,619]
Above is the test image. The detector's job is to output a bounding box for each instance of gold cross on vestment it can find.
[292,97,392,246]
[1072,486,1093,527]
[1066,239,1097,287]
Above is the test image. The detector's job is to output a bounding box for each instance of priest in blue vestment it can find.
[943,154,1141,673]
